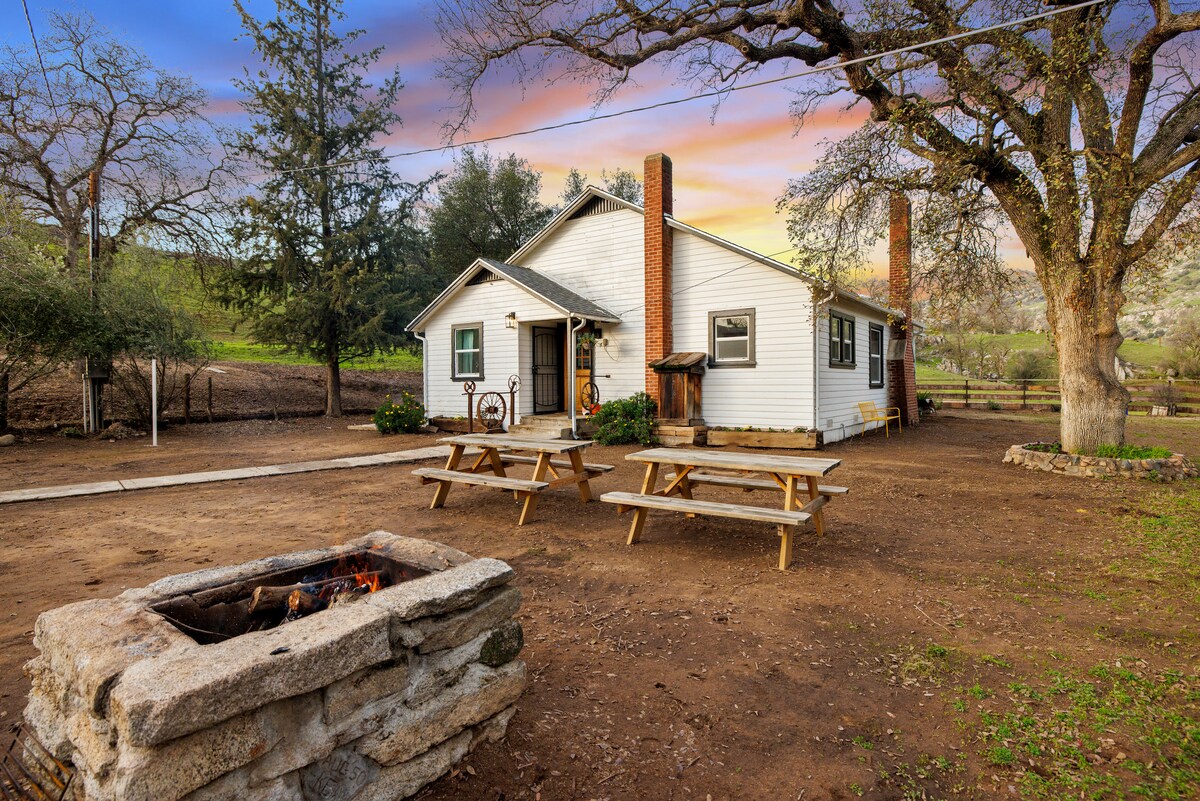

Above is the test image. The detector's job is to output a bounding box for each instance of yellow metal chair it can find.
[857,401,902,438]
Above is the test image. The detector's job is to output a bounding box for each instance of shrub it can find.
[1094,444,1173,460]
[592,391,656,445]
[987,399,1002,410]
[374,392,425,434]
[1006,349,1057,380]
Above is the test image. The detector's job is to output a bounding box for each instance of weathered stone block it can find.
[471,704,518,748]
[399,585,521,654]
[354,730,472,801]
[23,690,71,760]
[299,746,379,801]
[357,530,474,573]
[480,620,524,668]
[111,705,282,801]
[357,661,526,766]
[32,599,192,716]
[111,603,390,747]
[323,658,411,724]
[365,558,514,628]
[181,769,301,801]
[69,710,118,779]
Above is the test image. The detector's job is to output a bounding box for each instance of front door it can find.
[531,325,564,413]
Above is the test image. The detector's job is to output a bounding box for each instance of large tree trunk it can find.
[325,353,343,417]
[1051,296,1129,454]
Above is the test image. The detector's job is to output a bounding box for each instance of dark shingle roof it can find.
[478,259,620,322]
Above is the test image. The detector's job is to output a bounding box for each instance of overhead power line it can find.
[20,0,62,125]
[274,0,1107,176]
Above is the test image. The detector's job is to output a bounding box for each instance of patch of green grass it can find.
[209,341,421,372]
[1107,481,1200,598]
[926,643,950,659]
[967,683,992,700]
[1094,443,1174,460]
[852,735,875,750]
[981,654,1013,670]
[973,662,1200,800]
[916,361,966,381]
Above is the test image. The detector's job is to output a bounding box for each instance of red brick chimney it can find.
[887,192,919,426]
[644,153,673,404]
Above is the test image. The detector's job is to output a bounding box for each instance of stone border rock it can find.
[1003,443,1197,481]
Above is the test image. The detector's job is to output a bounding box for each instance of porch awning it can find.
[478,259,620,323]
[406,257,621,331]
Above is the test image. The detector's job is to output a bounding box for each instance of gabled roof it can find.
[406,257,620,331]
[507,186,907,321]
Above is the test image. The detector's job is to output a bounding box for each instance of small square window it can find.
[708,309,756,367]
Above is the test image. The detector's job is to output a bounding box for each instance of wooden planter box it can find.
[429,416,471,433]
[706,429,822,449]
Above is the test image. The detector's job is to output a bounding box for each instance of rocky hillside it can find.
[1008,258,1200,339]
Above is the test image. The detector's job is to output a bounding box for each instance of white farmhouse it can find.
[407,154,918,445]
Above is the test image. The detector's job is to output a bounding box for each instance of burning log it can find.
[247,570,385,617]
[287,590,326,617]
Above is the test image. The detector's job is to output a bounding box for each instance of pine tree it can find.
[226,0,427,416]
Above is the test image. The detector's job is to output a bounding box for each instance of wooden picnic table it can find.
[412,434,612,525]
[600,448,845,570]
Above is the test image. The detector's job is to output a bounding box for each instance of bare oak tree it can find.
[436,0,1200,453]
[0,12,229,274]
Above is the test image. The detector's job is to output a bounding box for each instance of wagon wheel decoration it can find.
[476,392,507,430]
[580,382,601,416]
[462,381,476,395]
[507,374,521,393]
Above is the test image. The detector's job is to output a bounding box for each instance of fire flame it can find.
[355,570,382,593]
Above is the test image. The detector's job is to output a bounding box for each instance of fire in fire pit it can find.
[150,550,428,644]
[23,532,526,801]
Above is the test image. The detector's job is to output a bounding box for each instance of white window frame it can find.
[708,308,756,368]
[451,323,484,380]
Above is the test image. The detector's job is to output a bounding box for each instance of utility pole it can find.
[82,170,109,433]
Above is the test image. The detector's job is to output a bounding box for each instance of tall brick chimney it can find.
[887,192,920,426]
[644,153,673,404]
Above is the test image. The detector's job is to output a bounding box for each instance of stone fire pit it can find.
[23,531,526,801]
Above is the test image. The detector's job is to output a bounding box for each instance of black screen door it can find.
[532,326,563,413]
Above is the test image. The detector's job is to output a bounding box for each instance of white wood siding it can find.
[671,230,816,429]
[517,209,647,406]
[815,300,892,444]
[421,280,561,421]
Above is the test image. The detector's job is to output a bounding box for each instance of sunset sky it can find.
[2,0,1030,275]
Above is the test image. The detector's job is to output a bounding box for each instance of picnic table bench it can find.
[600,448,846,570]
[414,434,607,525]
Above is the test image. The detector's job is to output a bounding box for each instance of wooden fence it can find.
[919,378,1200,415]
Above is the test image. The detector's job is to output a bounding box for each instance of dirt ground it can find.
[1,409,1198,800]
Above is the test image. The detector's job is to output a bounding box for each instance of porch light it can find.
[504,312,517,329]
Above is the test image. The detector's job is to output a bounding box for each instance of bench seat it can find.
[412,467,549,493]
[600,491,811,525]
[500,454,615,473]
[663,472,848,496]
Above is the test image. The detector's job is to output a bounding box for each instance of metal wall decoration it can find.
[581,381,601,416]
[462,381,477,433]
[476,392,507,431]
[507,375,521,426]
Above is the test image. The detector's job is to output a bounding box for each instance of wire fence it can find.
[919,379,1200,415]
